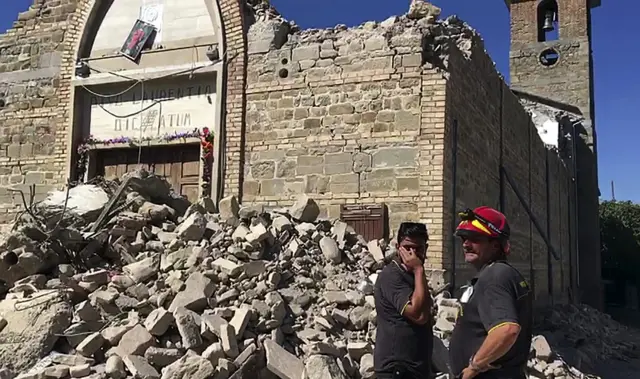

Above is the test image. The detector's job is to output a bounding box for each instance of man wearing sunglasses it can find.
[448,207,532,379]
[374,222,433,379]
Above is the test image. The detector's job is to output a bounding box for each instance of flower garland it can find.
[75,128,215,194]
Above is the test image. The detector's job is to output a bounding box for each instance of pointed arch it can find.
[61,0,248,203]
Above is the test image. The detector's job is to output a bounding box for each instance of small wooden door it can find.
[93,144,200,202]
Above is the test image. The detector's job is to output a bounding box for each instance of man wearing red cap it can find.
[448,207,532,379]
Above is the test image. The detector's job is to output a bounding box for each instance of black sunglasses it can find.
[458,208,505,237]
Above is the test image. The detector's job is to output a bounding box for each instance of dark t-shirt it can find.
[449,261,532,379]
[374,262,433,378]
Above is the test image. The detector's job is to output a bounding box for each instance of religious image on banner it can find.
[140,3,163,45]
[120,19,157,62]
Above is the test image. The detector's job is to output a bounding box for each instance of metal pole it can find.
[611,180,616,201]
[450,119,459,292]
[501,166,560,261]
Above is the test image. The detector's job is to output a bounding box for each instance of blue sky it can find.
[1,0,637,202]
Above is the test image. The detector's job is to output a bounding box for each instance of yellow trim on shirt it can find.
[487,322,520,334]
[401,299,411,315]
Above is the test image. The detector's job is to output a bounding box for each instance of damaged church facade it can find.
[0,0,601,307]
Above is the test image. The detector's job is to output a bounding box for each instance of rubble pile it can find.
[432,295,639,379]
[0,169,403,379]
[533,304,639,367]
[247,0,483,72]
[0,167,637,379]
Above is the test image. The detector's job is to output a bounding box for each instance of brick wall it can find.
[508,0,601,308]
[444,39,576,304]
[219,0,248,199]
[243,23,448,248]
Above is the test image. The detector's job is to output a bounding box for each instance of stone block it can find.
[396,177,419,191]
[122,355,160,379]
[116,324,155,356]
[363,57,392,70]
[20,143,33,157]
[76,332,105,357]
[303,118,322,129]
[372,147,418,168]
[304,175,330,194]
[328,173,359,193]
[297,165,323,175]
[289,194,320,222]
[276,160,297,178]
[230,306,252,338]
[24,171,44,185]
[218,195,240,222]
[324,162,352,175]
[324,153,352,164]
[243,181,260,196]
[376,110,395,122]
[251,161,276,179]
[174,307,203,350]
[264,339,305,379]
[144,347,182,368]
[292,44,320,61]
[7,144,20,158]
[364,36,387,51]
[144,308,174,336]
[362,174,396,193]
[220,323,239,358]
[402,53,423,67]
[395,111,420,130]
[259,179,285,196]
[69,363,91,378]
[328,104,355,115]
[298,156,323,166]
[353,153,372,173]
[168,272,214,312]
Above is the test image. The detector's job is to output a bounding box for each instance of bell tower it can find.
[507,0,603,309]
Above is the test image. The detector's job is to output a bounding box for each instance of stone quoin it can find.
[0,0,602,307]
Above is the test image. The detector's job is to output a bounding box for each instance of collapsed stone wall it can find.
[0,0,579,304]
[242,5,476,246]
[241,0,576,303]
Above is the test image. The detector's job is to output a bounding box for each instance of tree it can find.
[600,200,640,283]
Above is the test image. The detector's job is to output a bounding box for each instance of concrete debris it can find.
[407,0,441,22]
[0,170,635,379]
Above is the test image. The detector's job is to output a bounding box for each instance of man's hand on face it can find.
[399,246,424,272]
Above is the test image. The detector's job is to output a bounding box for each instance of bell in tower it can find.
[537,0,559,41]
[542,9,556,32]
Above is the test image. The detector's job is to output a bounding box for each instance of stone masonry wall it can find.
[444,38,575,304]
[0,0,248,223]
[0,0,79,223]
[243,18,448,253]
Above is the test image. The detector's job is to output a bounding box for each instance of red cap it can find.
[455,206,510,239]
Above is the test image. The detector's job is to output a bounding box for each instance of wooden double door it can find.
[93,144,201,202]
